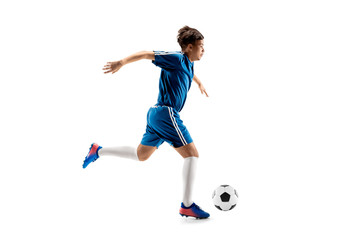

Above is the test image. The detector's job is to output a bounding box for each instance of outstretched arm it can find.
[193,75,209,97]
[103,51,155,74]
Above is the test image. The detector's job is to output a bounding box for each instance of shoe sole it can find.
[179,213,208,219]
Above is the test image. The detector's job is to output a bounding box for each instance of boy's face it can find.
[187,40,205,62]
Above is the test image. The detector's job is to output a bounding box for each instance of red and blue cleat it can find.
[179,202,210,219]
[83,143,102,169]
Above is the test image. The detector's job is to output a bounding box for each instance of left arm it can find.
[193,75,209,97]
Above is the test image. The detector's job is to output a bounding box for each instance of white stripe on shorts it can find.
[167,107,187,146]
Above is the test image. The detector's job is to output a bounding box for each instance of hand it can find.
[198,83,209,97]
[103,60,124,74]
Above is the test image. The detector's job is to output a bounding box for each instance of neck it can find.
[184,52,194,62]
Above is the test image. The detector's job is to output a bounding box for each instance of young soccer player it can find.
[83,26,210,219]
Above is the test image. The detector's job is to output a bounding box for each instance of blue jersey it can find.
[152,51,194,112]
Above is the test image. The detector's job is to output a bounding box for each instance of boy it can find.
[83,26,210,219]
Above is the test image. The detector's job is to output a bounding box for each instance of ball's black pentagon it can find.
[229,204,237,210]
[234,189,238,198]
[220,192,231,202]
[221,184,229,188]
[215,205,222,211]
[212,191,216,199]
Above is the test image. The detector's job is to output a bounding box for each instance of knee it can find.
[137,145,155,161]
[183,150,199,159]
[192,147,199,158]
[138,154,150,161]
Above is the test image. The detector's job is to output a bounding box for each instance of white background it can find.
[1,0,359,239]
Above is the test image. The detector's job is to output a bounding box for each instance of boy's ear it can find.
[185,43,193,52]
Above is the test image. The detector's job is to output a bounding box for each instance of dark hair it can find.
[177,26,204,51]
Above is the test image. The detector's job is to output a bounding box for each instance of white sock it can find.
[182,156,198,207]
[98,146,139,161]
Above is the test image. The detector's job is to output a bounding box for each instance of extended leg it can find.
[98,144,157,161]
[98,146,138,160]
[83,143,156,168]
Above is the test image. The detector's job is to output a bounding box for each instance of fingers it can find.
[103,62,114,68]
[200,87,209,97]
[103,62,111,68]
[204,89,209,97]
[202,89,209,97]
[103,62,116,74]
[102,62,111,73]
[103,61,123,74]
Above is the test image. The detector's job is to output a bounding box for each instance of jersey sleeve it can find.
[152,51,182,70]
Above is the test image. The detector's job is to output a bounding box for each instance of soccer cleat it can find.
[179,202,210,219]
[83,143,102,169]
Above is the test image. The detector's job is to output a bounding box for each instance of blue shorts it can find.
[141,106,193,148]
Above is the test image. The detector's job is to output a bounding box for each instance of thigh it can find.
[150,106,193,148]
[141,109,165,148]
[174,142,199,158]
[141,124,164,148]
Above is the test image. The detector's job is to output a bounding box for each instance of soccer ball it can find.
[212,185,238,211]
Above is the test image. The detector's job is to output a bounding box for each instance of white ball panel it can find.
[229,194,238,205]
[215,186,225,196]
[212,195,223,206]
[224,185,235,195]
[220,202,232,211]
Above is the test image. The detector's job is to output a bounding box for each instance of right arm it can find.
[103,51,155,74]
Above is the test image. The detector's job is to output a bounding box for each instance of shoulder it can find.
[153,51,184,69]
[154,51,183,60]
[154,51,182,56]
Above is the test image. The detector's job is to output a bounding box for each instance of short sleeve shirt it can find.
[152,51,194,112]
